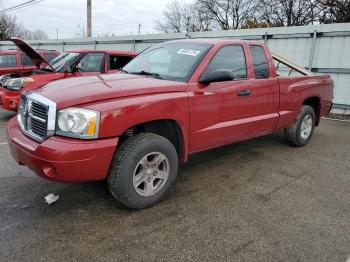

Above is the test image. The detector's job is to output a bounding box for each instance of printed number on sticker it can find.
[177,49,201,56]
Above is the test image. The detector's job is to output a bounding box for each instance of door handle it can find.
[237,89,251,96]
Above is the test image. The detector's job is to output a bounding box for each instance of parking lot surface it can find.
[0,108,349,262]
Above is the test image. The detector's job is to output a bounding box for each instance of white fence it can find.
[1,23,349,114]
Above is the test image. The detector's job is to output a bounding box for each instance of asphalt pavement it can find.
[0,108,349,262]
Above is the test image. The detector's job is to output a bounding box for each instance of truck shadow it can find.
[3,132,287,217]
[183,132,286,169]
[0,109,16,121]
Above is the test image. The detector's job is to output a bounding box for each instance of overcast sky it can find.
[2,0,193,39]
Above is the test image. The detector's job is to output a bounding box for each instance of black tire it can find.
[107,133,179,209]
[284,105,315,147]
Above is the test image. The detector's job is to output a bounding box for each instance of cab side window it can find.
[250,45,269,79]
[0,54,17,67]
[76,53,104,72]
[204,45,247,79]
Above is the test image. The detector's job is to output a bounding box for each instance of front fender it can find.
[85,92,190,159]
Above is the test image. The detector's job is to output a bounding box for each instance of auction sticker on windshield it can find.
[177,49,201,56]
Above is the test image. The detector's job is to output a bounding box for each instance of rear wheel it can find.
[284,105,315,147]
[107,133,178,209]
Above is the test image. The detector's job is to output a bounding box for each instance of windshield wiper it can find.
[39,67,54,72]
[130,70,163,79]
[120,68,129,74]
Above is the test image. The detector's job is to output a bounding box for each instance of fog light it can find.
[10,100,17,109]
[42,164,57,177]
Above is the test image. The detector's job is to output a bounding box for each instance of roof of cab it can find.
[65,49,138,56]
[0,49,59,54]
[164,38,264,46]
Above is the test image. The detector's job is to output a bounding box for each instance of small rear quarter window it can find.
[109,55,134,70]
[250,45,269,79]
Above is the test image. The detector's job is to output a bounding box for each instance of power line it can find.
[0,0,46,14]
[0,0,35,13]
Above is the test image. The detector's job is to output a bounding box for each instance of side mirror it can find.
[199,69,234,84]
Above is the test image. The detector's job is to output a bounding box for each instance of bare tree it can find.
[155,0,187,33]
[257,0,320,27]
[318,0,350,23]
[197,0,260,30]
[155,0,214,33]
[186,4,213,32]
[21,29,49,40]
[0,13,23,40]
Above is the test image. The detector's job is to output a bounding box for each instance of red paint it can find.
[7,39,333,182]
[7,117,117,182]
[0,49,59,76]
[0,39,137,111]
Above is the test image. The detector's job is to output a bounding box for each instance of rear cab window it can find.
[204,45,247,79]
[0,54,17,67]
[250,45,269,79]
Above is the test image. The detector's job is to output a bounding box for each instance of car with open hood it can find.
[0,38,137,111]
[0,47,59,77]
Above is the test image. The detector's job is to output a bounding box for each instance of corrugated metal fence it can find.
[1,23,349,114]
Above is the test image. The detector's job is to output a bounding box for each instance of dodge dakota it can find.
[0,38,137,111]
[7,39,333,209]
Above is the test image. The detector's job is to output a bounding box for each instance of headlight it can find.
[5,77,34,91]
[0,74,12,86]
[56,108,100,139]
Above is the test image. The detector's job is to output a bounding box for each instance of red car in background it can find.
[0,48,59,77]
[0,38,137,111]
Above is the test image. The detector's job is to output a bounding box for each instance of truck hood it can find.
[10,38,55,71]
[35,73,188,109]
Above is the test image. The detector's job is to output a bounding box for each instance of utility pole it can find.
[138,24,142,35]
[185,17,190,38]
[87,0,92,37]
[109,17,112,36]
[56,28,58,40]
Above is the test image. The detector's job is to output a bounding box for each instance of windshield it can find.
[123,42,212,82]
[43,52,80,72]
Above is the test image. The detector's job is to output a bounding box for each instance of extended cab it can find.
[0,38,137,111]
[7,39,333,209]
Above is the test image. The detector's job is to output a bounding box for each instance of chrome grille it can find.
[18,92,56,142]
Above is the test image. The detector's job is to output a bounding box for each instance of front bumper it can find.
[0,89,20,111]
[7,117,118,182]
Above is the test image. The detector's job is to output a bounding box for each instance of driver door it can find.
[189,45,256,152]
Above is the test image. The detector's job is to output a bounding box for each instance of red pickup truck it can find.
[7,39,333,209]
[0,38,137,111]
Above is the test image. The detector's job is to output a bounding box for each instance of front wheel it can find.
[107,133,179,209]
[284,105,315,147]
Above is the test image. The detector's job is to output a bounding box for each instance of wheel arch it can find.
[302,96,321,126]
[119,119,188,163]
